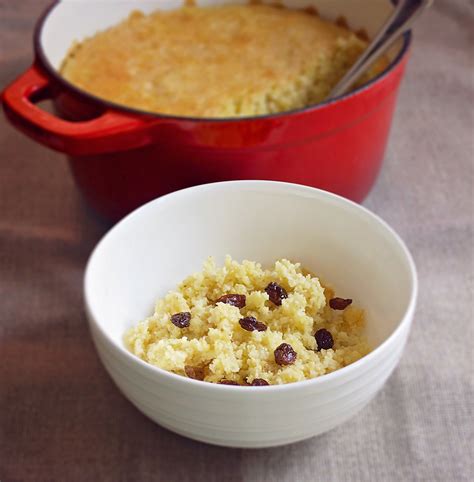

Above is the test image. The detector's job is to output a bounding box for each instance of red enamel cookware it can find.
[1,0,410,220]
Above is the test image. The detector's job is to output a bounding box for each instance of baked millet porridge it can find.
[125,257,370,385]
[60,4,388,117]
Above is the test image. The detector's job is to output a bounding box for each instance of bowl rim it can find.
[84,180,418,392]
[34,0,411,123]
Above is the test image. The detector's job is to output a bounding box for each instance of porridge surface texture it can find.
[125,257,370,385]
[60,4,386,117]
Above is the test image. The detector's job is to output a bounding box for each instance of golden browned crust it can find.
[60,5,387,117]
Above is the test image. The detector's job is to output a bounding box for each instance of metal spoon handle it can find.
[328,0,433,99]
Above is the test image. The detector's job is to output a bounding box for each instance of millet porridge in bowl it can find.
[125,256,370,385]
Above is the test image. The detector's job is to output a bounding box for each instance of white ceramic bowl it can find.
[84,181,417,448]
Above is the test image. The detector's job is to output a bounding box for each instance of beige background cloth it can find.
[0,1,472,481]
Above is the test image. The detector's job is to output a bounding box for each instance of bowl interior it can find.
[41,0,402,71]
[85,182,415,357]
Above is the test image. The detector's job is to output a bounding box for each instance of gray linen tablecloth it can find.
[0,1,472,481]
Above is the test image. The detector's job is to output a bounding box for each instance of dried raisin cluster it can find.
[239,316,267,332]
[170,282,353,386]
[171,312,191,328]
[329,297,352,310]
[216,294,246,308]
[315,328,334,351]
[274,343,297,366]
[265,282,288,306]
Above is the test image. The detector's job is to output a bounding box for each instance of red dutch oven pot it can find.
[1,0,410,220]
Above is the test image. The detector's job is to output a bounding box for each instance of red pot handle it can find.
[1,64,153,155]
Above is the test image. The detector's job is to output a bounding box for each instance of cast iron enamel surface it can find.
[1,0,411,220]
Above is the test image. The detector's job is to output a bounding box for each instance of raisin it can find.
[218,379,240,385]
[250,378,270,386]
[315,328,334,351]
[170,312,191,328]
[184,365,205,381]
[329,297,352,310]
[239,316,268,332]
[215,294,246,308]
[274,343,297,366]
[265,282,288,306]
[254,321,268,332]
